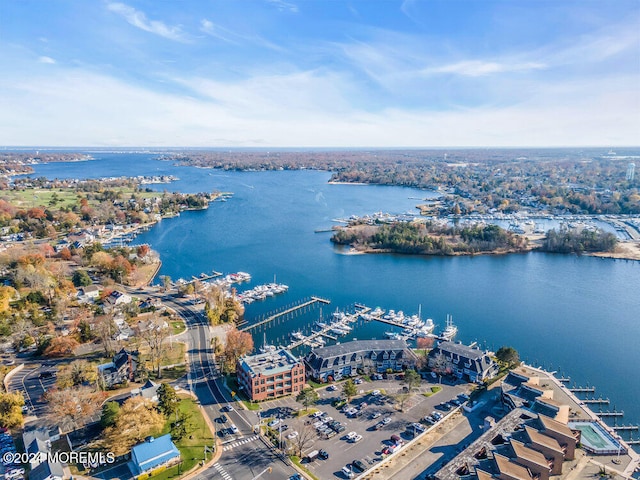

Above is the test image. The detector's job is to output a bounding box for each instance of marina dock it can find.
[239,296,330,331]
[570,386,596,393]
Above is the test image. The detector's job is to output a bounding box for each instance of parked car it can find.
[352,459,367,472]
[346,431,357,440]
[370,411,382,419]
[219,414,228,423]
[268,418,280,427]
[374,422,385,430]
[327,385,337,391]
[350,434,363,443]
[279,424,289,432]
[382,416,392,425]
[390,434,403,445]
[354,378,363,385]
[371,390,381,396]
[287,431,299,439]
[332,424,346,433]
[229,424,239,434]
[341,466,355,478]
[318,449,329,460]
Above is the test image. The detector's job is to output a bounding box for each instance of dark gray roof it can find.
[29,461,64,480]
[308,339,409,358]
[435,341,487,361]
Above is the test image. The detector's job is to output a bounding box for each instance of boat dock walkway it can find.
[285,306,369,350]
[239,296,330,331]
[570,386,596,393]
[582,398,610,404]
[596,410,624,417]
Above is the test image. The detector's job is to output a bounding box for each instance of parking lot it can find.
[256,376,470,479]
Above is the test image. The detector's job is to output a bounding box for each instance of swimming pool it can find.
[568,421,626,455]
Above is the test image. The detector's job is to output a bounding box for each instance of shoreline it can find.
[336,244,640,261]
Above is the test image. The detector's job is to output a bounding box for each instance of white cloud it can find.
[0,65,637,147]
[265,0,298,13]
[422,60,547,77]
[38,56,56,64]
[200,18,284,51]
[107,2,187,42]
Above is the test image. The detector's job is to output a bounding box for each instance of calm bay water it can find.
[24,153,640,437]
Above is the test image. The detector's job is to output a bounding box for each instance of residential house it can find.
[103,291,132,312]
[428,341,498,383]
[28,461,65,480]
[98,348,139,388]
[131,380,161,403]
[130,434,180,475]
[77,285,100,303]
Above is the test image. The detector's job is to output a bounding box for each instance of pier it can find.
[596,411,624,417]
[285,307,366,350]
[239,296,330,331]
[613,425,639,431]
[570,386,596,393]
[582,398,610,405]
[557,377,571,383]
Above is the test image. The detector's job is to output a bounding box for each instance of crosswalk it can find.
[212,462,232,480]
[222,435,259,451]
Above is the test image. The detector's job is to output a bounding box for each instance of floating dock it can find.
[582,398,610,405]
[570,386,596,393]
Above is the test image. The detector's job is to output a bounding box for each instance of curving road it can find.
[155,292,296,480]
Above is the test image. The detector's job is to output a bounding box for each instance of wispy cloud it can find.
[38,56,56,64]
[265,0,299,13]
[422,60,547,77]
[200,18,284,51]
[107,2,187,42]
[200,19,239,44]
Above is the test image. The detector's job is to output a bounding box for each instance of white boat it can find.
[441,315,458,340]
[384,331,400,339]
[291,331,305,340]
[259,333,277,354]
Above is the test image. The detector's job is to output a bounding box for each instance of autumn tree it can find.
[44,336,79,357]
[46,386,106,432]
[222,328,254,374]
[136,244,150,259]
[342,379,357,403]
[103,397,165,456]
[0,391,25,429]
[56,360,98,389]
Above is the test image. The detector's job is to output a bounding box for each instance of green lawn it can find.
[170,320,186,335]
[241,400,261,411]
[1,188,80,209]
[423,386,442,397]
[151,397,215,480]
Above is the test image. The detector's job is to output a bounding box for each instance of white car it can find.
[322,416,334,423]
[229,424,239,434]
[268,419,281,428]
[287,431,299,439]
[313,420,325,428]
[345,431,357,440]
[341,466,354,478]
[312,411,324,418]
[350,434,363,443]
[371,390,381,396]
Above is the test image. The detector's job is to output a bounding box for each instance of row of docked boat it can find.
[237,283,289,304]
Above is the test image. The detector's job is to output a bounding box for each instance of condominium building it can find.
[237,349,305,401]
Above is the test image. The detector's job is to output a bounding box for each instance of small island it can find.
[331,219,618,257]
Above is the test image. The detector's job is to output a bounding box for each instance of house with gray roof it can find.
[428,341,498,383]
[304,339,417,382]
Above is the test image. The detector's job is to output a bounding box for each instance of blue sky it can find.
[0,0,638,147]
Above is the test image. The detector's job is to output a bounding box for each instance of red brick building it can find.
[237,349,305,401]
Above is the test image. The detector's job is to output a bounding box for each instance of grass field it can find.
[0,186,162,210]
[152,397,215,480]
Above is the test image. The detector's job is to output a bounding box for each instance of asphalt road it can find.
[161,294,297,480]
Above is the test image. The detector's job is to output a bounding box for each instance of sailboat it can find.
[259,332,277,354]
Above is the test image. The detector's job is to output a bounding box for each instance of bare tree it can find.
[46,386,106,432]
[291,424,316,457]
[137,315,170,378]
[93,315,117,356]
